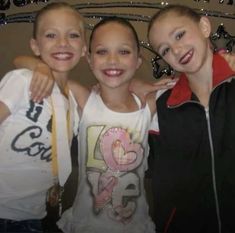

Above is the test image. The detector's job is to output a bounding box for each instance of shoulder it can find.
[0,69,32,114]
[1,68,33,83]
[4,68,32,77]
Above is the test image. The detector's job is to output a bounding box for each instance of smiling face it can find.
[88,21,142,89]
[30,7,86,77]
[149,11,212,75]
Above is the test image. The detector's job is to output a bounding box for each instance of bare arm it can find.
[14,55,54,102]
[0,101,11,124]
[68,80,90,110]
[14,55,40,70]
[220,52,235,71]
[129,77,177,107]
[14,55,92,111]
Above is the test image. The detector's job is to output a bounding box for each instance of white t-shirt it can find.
[58,90,155,233]
[0,69,77,220]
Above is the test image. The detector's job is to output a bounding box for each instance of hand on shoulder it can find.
[129,76,178,107]
[218,51,235,71]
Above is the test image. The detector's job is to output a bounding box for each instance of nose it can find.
[107,52,119,64]
[171,42,181,55]
[58,36,69,47]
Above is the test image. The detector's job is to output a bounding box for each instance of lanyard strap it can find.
[51,98,59,181]
[50,92,71,185]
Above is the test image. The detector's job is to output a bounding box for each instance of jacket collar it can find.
[167,53,235,107]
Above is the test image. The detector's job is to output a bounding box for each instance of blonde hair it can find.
[33,2,85,38]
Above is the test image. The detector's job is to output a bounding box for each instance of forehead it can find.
[38,8,84,31]
[155,12,191,27]
[150,12,194,37]
[93,22,134,42]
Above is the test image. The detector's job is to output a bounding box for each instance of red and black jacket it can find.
[149,54,235,233]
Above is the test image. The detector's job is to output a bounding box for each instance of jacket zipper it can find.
[166,78,235,232]
[168,101,222,233]
[205,107,221,233]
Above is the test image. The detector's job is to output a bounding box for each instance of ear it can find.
[86,52,93,70]
[81,44,87,58]
[136,55,143,69]
[199,16,211,38]
[30,38,40,56]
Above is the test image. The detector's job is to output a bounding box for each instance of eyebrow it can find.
[156,26,183,52]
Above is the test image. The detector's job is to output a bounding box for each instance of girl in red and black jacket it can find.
[147,4,235,233]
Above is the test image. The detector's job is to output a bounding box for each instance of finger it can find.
[221,53,235,71]
[33,79,54,103]
[36,84,53,102]
[30,74,45,100]
[30,72,44,92]
[29,74,37,99]
[153,79,177,89]
[217,48,227,55]
[33,83,48,103]
[31,78,48,102]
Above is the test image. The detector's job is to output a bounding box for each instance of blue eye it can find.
[119,50,130,55]
[70,33,80,38]
[45,33,56,38]
[176,31,185,40]
[96,49,107,55]
[161,47,170,57]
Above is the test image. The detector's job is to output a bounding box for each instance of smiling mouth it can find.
[52,52,73,60]
[179,49,193,65]
[103,69,124,77]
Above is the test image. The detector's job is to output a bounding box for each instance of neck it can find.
[187,50,214,107]
[100,85,138,112]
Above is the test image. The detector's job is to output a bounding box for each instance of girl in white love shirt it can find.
[57,16,160,233]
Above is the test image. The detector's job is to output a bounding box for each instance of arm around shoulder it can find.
[130,77,176,106]
[68,80,90,110]
[13,55,54,102]
[219,52,235,71]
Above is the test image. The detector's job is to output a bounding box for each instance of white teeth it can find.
[53,53,72,59]
[180,50,193,64]
[105,69,122,76]
[181,54,190,63]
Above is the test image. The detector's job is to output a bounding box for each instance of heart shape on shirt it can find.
[100,127,143,172]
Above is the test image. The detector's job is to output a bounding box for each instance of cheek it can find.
[72,40,83,49]
[162,55,173,65]
[125,56,140,67]
[186,35,196,43]
[185,29,201,43]
[163,56,179,70]
[73,47,83,58]
[37,43,51,56]
[89,57,100,71]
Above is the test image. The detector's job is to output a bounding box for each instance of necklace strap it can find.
[50,90,72,186]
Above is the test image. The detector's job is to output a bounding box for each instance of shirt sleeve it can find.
[0,69,32,114]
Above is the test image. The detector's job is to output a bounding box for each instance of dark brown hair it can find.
[89,16,140,53]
